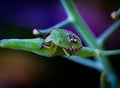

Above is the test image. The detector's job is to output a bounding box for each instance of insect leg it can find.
[43,45,51,48]
[32,28,50,39]
[52,45,58,56]
[42,42,52,49]
[43,32,50,39]
[63,48,70,56]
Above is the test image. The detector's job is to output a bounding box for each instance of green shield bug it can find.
[33,28,83,56]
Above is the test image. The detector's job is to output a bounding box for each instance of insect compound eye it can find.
[70,38,74,41]
[70,38,77,43]
[69,34,78,43]
[66,30,80,43]
[73,38,77,42]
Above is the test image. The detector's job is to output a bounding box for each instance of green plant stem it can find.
[98,8,120,46]
[61,0,99,48]
[100,49,120,56]
[66,56,103,72]
[1,38,120,73]
[100,72,111,88]
[1,38,120,57]
[0,38,102,71]
[39,18,71,33]
[2,38,120,73]
[98,19,120,46]
[61,0,120,87]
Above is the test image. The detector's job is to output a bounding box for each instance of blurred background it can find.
[0,0,120,88]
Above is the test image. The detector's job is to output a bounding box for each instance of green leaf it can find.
[0,38,53,57]
[100,72,111,88]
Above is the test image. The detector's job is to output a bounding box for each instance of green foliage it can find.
[100,73,111,88]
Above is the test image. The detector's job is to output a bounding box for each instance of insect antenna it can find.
[32,28,50,39]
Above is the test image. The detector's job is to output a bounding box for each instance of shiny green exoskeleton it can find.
[44,28,83,56]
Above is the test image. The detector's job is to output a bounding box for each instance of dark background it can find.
[0,0,120,88]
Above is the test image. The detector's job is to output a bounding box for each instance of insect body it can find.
[33,28,83,56]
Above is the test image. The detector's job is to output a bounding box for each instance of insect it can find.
[33,28,83,56]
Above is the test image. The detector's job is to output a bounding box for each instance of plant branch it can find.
[98,19,120,46]
[60,0,99,48]
[100,49,120,56]
[0,38,103,71]
[38,18,71,34]
[98,8,120,46]
[60,0,120,86]
[0,38,120,57]
[66,56,103,72]
[1,38,120,73]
